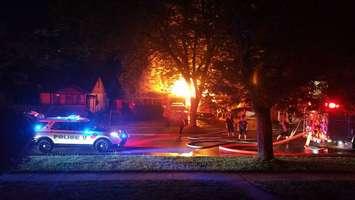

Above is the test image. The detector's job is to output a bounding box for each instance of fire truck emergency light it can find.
[325,102,340,109]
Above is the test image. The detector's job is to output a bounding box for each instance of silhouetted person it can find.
[238,116,248,140]
[177,113,187,141]
[225,113,234,136]
[277,115,289,140]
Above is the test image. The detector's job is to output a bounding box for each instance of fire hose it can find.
[187,132,306,154]
[219,132,306,154]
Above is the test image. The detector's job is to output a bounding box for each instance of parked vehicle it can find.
[32,115,128,153]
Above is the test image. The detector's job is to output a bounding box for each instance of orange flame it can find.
[170,76,195,107]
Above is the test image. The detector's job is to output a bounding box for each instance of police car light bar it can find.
[67,114,81,120]
[54,114,83,121]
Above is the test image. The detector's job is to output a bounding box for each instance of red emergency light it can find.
[325,101,340,109]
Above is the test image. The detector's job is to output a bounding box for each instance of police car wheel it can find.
[38,139,53,153]
[94,139,111,152]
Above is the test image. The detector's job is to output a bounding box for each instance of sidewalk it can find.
[241,172,355,199]
[2,172,355,199]
[0,172,276,200]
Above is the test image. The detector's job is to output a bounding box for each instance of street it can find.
[27,120,224,156]
[28,133,222,156]
[28,125,355,157]
[28,135,355,157]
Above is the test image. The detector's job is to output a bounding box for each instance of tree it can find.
[120,0,354,160]
[140,0,235,127]
[224,1,336,160]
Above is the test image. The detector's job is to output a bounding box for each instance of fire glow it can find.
[170,76,195,107]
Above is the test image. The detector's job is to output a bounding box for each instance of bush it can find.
[0,107,34,171]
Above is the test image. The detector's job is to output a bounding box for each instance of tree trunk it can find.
[189,96,200,128]
[255,105,274,161]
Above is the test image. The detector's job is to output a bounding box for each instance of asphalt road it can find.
[28,131,355,157]
[29,134,223,156]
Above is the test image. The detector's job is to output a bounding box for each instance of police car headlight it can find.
[110,131,119,138]
[120,132,128,139]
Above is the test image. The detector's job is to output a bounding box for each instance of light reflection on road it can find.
[30,133,355,157]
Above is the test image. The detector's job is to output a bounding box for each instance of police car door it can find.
[70,122,96,145]
[77,122,98,145]
[51,122,83,144]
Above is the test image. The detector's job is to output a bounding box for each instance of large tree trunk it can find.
[255,105,274,161]
[189,96,200,128]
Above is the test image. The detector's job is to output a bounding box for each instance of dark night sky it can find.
[0,1,353,40]
[0,0,49,32]
[0,0,354,104]
[1,0,354,57]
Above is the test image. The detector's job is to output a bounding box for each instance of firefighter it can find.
[277,113,289,140]
[177,112,187,141]
[225,112,234,136]
[238,115,248,140]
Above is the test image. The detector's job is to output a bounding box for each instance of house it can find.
[88,77,108,113]
[39,77,110,116]
[40,86,87,106]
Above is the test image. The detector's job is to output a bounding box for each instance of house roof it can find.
[40,64,122,99]
[91,77,105,93]
[57,85,87,94]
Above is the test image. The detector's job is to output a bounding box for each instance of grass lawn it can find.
[14,155,355,172]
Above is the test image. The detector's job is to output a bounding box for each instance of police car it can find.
[32,115,128,153]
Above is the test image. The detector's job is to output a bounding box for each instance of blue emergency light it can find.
[83,128,93,135]
[34,124,43,132]
[120,132,128,139]
[54,114,81,120]
[67,114,81,120]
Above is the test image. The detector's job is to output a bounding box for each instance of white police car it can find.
[32,115,128,153]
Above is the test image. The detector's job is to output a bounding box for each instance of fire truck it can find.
[305,100,355,150]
